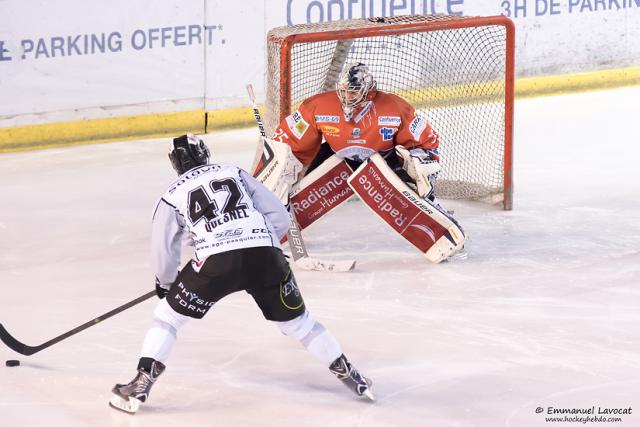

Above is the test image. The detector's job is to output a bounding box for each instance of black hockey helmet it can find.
[168,134,210,175]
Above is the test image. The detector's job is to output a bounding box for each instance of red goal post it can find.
[262,15,515,210]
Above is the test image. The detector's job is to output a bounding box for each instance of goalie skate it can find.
[329,354,375,401]
[109,359,165,414]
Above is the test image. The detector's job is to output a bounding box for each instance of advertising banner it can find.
[0,0,637,142]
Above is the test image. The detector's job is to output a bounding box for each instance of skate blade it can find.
[362,388,376,401]
[450,248,468,260]
[109,394,141,414]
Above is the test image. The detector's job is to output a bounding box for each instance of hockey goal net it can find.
[263,14,515,210]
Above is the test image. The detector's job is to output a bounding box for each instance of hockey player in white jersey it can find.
[109,134,374,414]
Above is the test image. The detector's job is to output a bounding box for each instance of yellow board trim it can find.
[1,67,638,153]
[0,110,204,153]
[516,67,640,98]
[206,106,257,130]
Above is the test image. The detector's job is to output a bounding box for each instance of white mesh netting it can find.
[265,15,513,207]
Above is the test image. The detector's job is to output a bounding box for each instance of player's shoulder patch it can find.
[409,116,427,140]
[286,109,310,139]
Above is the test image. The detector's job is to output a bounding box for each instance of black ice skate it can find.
[329,354,375,401]
[109,358,166,414]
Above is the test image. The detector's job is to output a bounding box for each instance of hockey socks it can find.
[277,311,374,400]
[139,299,190,363]
[276,310,343,365]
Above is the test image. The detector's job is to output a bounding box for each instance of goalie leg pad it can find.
[289,155,354,230]
[347,153,465,263]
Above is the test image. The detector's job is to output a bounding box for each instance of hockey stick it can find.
[0,290,156,356]
[246,84,355,272]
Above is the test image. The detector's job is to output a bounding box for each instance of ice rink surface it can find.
[1,87,639,427]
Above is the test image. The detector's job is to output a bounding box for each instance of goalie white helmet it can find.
[168,134,210,175]
[336,62,377,121]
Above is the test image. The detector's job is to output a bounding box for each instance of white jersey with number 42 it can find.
[151,163,289,287]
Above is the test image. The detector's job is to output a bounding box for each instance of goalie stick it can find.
[0,290,156,356]
[246,84,355,272]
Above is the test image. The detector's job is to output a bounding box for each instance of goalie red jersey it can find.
[255,63,465,264]
[272,90,439,166]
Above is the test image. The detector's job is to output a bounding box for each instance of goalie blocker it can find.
[347,153,465,263]
[254,137,304,204]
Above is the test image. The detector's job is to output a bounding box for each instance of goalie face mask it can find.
[168,134,211,175]
[336,62,377,121]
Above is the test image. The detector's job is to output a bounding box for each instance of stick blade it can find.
[295,257,356,272]
[0,323,34,356]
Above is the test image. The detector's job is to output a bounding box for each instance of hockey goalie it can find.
[255,62,465,263]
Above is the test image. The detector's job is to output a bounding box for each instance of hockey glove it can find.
[395,146,441,200]
[155,277,170,299]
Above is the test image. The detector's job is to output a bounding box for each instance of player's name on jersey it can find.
[204,208,249,232]
[168,165,222,194]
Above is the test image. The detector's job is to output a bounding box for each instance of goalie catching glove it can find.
[254,137,304,204]
[395,146,441,200]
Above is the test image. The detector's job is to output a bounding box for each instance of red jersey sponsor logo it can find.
[319,124,340,135]
[378,116,401,126]
[335,146,376,161]
[379,127,397,141]
[349,160,447,253]
[353,101,373,124]
[315,115,340,123]
[290,162,353,229]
